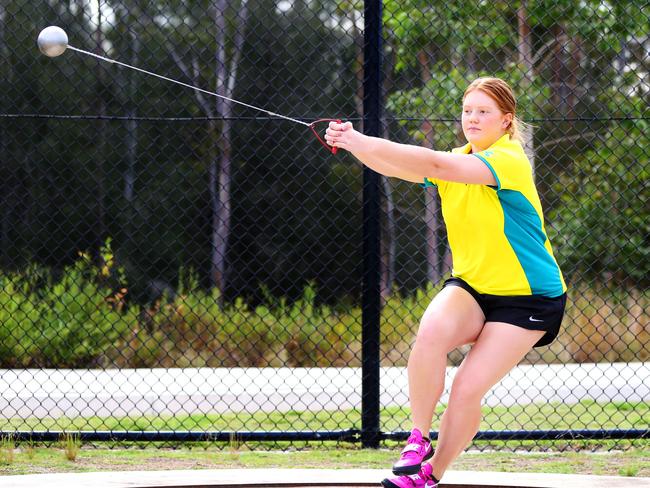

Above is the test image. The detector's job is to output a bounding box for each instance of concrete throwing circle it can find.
[1,469,650,488]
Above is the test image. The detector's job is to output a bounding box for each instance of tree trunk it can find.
[169,0,249,292]
[418,49,444,284]
[517,1,536,174]
[381,42,397,299]
[94,4,107,251]
[517,1,533,75]
[210,0,249,292]
[0,2,10,264]
[118,3,144,260]
[551,23,568,113]
[124,26,139,205]
[568,35,582,119]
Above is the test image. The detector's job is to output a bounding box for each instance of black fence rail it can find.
[0,0,648,450]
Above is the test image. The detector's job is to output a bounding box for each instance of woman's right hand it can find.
[325,121,365,154]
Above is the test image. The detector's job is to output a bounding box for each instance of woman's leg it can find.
[428,322,544,479]
[408,286,485,436]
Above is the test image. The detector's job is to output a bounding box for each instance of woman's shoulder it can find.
[485,136,530,166]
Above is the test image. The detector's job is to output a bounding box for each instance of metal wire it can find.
[66,45,312,127]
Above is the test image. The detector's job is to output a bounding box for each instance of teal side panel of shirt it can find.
[498,189,564,297]
[421,178,437,188]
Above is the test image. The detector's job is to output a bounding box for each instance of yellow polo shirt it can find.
[424,134,566,297]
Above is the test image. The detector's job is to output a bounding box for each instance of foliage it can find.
[0,250,646,368]
[0,2,646,295]
[386,65,552,145]
[547,116,649,286]
[0,0,359,305]
[109,275,362,368]
[558,283,649,364]
[0,0,647,363]
[0,241,138,368]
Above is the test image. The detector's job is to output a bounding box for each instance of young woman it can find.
[325,77,567,488]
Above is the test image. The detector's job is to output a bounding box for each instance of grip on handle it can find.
[332,119,341,154]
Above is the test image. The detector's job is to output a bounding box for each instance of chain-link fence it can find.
[0,0,648,450]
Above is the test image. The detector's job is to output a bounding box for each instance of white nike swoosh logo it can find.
[529,316,544,322]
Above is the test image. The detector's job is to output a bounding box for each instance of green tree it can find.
[548,104,649,286]
[382,0,647,291]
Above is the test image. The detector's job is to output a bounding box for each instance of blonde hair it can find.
[463,77,529,142]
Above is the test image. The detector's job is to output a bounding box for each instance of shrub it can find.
[0,242,138,368]
[1,248,646,368]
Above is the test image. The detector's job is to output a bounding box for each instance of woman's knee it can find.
[448,372,485,407]
[414,289,485,353]
[414,310,480,354]
[413,314,456,352]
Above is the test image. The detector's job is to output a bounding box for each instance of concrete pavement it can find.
[2,468,650,488]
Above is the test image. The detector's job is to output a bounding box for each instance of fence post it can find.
[361,0,382,449]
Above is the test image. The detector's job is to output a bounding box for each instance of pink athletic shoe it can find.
[382,462,438,488]
[392,428,434,475]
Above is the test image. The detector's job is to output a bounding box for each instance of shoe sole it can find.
[381,479,400,488]
[391,447,434,475]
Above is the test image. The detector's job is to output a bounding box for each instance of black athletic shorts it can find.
[444,277,567,347]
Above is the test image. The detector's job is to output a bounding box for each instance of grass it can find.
[0,400,647,477]
[3,400,648,435]
[0,435,15,465]
[61,433,81,462]
[0,445,648,477]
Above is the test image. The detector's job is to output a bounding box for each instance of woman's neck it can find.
[469,132,507,153]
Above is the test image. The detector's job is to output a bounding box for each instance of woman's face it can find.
[461,89,513,151]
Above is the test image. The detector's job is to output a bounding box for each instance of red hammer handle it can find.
[331,119,341,154]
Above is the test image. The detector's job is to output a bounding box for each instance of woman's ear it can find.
[503,113,513,129]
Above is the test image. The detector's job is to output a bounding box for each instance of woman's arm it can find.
[325,121,497,186]
[346,138,425,183]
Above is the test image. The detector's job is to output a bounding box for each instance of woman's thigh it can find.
[450,322,545,403]
[415,285,486,353]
